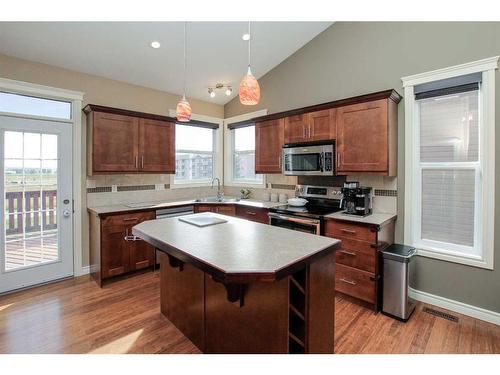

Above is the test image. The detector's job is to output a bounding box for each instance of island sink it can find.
[133,213,340,354]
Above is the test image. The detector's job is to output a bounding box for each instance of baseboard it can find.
[409,287,500,326]
[76,266,90,276]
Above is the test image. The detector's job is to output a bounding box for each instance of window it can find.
[402,57,497,269]
[174,123,216,184]
[231,126,263,184]
[0,92,71,120]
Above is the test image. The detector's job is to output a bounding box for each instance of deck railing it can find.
[5,190,57,235]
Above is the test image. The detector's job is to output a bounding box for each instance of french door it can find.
[0,115,73,293]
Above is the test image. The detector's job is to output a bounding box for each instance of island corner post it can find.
[133,215,340,354]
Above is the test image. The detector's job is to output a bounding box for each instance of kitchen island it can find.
[133,213,341,354]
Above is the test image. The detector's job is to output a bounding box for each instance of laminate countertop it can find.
[87,198,283,216]
[324,211,397,226]
[132,212,341,283]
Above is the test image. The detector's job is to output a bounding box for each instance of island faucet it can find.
[211,177,224,201]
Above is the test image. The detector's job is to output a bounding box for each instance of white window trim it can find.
[224,110,268,188]
[402,56,498,269]
[168,110,223,189]
[0,77,85,276]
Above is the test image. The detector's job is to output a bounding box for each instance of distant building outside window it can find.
[231,126,263,184]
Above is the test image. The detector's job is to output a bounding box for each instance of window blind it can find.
[227,119,255,130]
[414,72,481,100]
[177,119,219,129]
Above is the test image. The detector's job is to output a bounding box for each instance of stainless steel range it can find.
[268,185,343,235]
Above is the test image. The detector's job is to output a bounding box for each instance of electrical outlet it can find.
[111,185,118,193]
[155,183,165,191]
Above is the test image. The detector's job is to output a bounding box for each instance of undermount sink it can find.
[195,196,240,203]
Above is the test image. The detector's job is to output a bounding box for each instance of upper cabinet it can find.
[336,98,398,176]
[254,90,401,176]
[284,109,336,144]
[84,105,175,175]
[255,118,285,174]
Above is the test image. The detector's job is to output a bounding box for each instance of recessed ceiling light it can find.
[150,41,161,49]
[242,33,250,41]
[225,87,232,96]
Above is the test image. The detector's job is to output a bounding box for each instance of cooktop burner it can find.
[269,203,342,219]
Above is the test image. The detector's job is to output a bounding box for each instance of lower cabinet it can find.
[90,210,156,286]
[235,205,269,224]
[324,218,395,311]
[194,204,236,215]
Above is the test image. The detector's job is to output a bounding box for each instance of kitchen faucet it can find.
[211,178,224,201]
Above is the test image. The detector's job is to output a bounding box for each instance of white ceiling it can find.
[0,22,332,105]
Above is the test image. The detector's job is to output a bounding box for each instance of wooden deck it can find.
[0,271,498,354]
[5,233,58,270]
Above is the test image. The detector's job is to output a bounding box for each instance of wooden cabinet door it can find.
[215,205,235,216]
[336,100,388,173]
[92,112,139,172]
[195,205,214,213]
[284,114,308,144]
[128,212,156,271]
[309,109,335,141]
[101,224,129,278]
[255,119,285,174]
[139,118,175,173]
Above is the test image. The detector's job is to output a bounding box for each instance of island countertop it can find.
[133,212,340,283]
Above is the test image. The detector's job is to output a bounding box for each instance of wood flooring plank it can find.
[1,272,499,354]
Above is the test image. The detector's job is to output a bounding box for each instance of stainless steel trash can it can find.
[381,244,416,321]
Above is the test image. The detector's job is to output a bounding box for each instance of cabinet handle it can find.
[337,153,341,168]
[246,211,256,215]
[123,217,139,222]
[302,126,306,138]
[135,155,138,169]
[340,278,357,286]
[308,125,311,138]
[279,155,282,169]
[339,250,357,256]
[141,155,144,169]
[341,228,357,234]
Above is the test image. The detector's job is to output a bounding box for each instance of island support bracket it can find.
[212,277,246,307]
[167,254,184,271]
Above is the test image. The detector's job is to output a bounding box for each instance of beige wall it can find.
[225,22,500,313]
[0,53,224,268]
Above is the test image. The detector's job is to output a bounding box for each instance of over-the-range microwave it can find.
[282,142,335,176]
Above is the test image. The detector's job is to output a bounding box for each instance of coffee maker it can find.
[340,181,373,216]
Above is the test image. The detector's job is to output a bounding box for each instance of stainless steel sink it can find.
[195,197,240,203]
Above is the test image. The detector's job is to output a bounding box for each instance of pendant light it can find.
[176,22,192,122]
[239,21,260,106]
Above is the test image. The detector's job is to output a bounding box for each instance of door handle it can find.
[63,209,71,218]
[339,250,356,256]
[339,278,357,286]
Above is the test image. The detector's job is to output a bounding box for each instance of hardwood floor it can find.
[0,271,499,354]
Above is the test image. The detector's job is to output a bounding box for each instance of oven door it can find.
[268,212,321,235]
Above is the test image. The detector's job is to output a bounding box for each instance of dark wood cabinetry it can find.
[255,118,285,174]
[324,217,395,311]
[252,90,401,176]
[90,211,156,286]
[235,205,269,224]
[84,105,175,174]
[194,204,236,216]
[336,99,397,175]
[139,118,175,173]
[284,109,335,144]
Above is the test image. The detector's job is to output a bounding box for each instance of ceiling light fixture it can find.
[207,83,232,98]
[239,21,260,106]
[176,22,192,122]
[150,41,161,49]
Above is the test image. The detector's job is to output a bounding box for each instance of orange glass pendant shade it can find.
[239,66,260,105]
[176,95,192,122]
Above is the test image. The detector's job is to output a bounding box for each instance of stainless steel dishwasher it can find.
[154,205,195,266]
